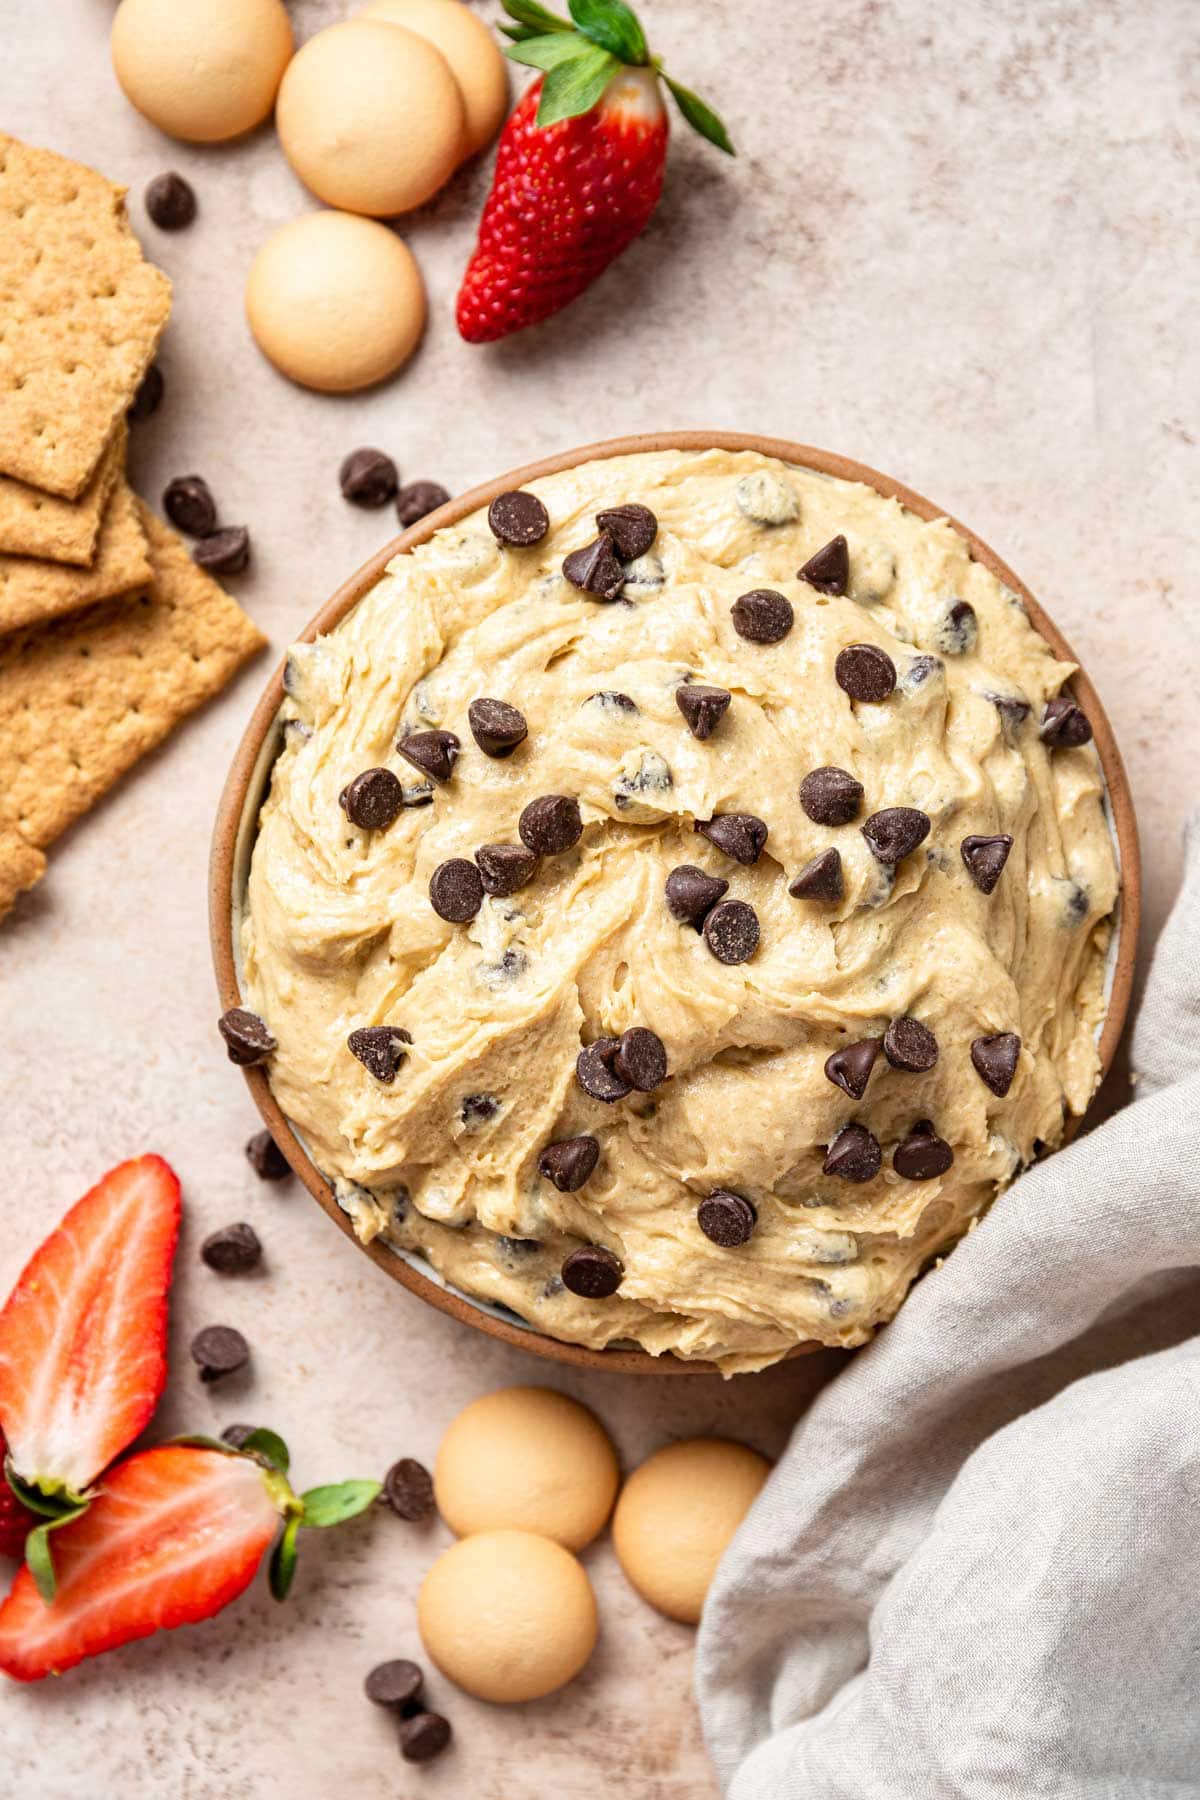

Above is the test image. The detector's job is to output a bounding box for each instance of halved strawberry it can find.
[0,1156,181,1501]
[0,1430,38,1561]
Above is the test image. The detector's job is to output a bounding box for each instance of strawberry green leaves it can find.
[268,1516,300,1601]
[268,1477,380,1602]
[4,1461,92,1600]
[568,0,648,63]
[662,74,735,154]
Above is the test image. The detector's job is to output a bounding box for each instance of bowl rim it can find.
[209,429,1141,1378]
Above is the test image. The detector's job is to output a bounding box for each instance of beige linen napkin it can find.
[697,816,1200,1799]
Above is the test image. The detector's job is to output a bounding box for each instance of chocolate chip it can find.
[835,643,896,702]
[902,653,943,690]
[145,171,196,230]
[475,842,538,896]
[893,1123,955,1180]
[348,1025,412,1083]
[861,807,931,863]
[400,1713,452,1764]
[430,859,484,923]
[519,794,582,855]
[163,475,217,537]
[468,697,527,758]
[398,730,460,784]
[823,1124,881,1182]
[824,1037,881,1100]
[538,1135,600,1192]
[703,898,760,964]
[697,1189,757,1247]
[128,361,163,421]
[613,1027,667,1092]
[218,1007,276,1066]
[961,833,1013,894]
[220,1422,256,1449]
[800,766,863,826]
[201,1223,262,1275]
[938,599,978,656]
[883,1015,939,1071]
[731,588,793,644]
[339,448,398,507]
[798,534,849,595]
[596,503,657,560]
[576,1038,632,1102]
[563,532,625,600]
[561,1245,623,1298]
[695,813,767,865]
[614,751,671,810]
[1041,693,1093,747]
[396,481,450,528]
[383,1457,435,1521]
[488,489,549,547]
[245,1129,289,1180]
[971,1032,1021,1097]
[675,684,731,740]
[190,1324,249,1382]
[365,1659,424,1711]
[585,689,639,715]
[461,1093,500,1127]
[665,864,728,927]
[788,848,844,902]
[193,526,250,576]
[987,693,1031,729]
[339,767,405,831]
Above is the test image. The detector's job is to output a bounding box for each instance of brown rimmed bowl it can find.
[210,431,1140,1376]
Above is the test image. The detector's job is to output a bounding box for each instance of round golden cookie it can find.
[360,0,509,160]
[275,20,464,217]
[613,1438,770,1625]
[434,1386,619,1551]
[418,1530,597,1703]
[111,0,293,144]
[245,212,425,393]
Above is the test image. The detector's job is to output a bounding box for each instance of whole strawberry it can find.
[457,0,732,343]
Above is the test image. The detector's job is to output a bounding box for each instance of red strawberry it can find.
[0,1446,286,1681]
[0,1432,38,1561]
[457,0,732,343]
[0,1156,181,1500]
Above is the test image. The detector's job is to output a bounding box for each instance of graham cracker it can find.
[0,503,266,851]
[0,423,124,564]
[0,478,150,637]
[0,135,171,498]
[0,808,45,923]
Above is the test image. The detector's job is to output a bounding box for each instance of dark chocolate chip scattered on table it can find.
[145,170,196,230]
[339,448,399,507]
[971,1031,1021,1097]
[824,1037,881,1100]
[475,842,538,896]
[675,684,731,740]
[823,1123,882,1182]
[835,643,897,702]
[127,361,163,421]
[961,833,1013,894]
[220,1422,257,1449]
[190,1324,250,1382]
[613,1027,667,1092]
[348,1025,412,1083]
[595,503,657,560]
[665,864,728,927]
[467,697,527,758]
[695,813,767,865]
[703,898,760,964]
[163,474,217,538]
[697,1190,757,1247]
[430,859,484,923]
[562,532,625,601]
[731,587,793,644]
[366,1659,424,1711]
[797,534,849,595]
[383,1457,436,1521]
[193,526,250,576]
[788,848,844,902]
[519,794,582,856]
[395,481,450,528]
[883,1015,939,1071]
[561,1244,623,1298]
[538,1135,600,1192]
[201,1222,262,1275]
[893,1123,955,1180]
[860,807,931,864]
[400,1713,452,1764]
[340,767,405,831]
[800,766,864,827]
[218,1007,276,1066]
[398,730,459,783]
[245,1128,290,1180]
[576,1037,632,1102]
[1041,693,1093,747]
[488,489,549,547]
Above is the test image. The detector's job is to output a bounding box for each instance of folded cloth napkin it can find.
[697,816,1200,1799]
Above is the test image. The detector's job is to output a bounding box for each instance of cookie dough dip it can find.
[240,448,1118,1374]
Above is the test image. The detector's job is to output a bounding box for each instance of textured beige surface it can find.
[0,424,124,564]
[0,477,149,636]
[0,0,1195,1795]
[0,135,170,496]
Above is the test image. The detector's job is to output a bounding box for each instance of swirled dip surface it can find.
[242,449,1118,1373]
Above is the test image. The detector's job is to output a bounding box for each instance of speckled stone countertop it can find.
[1,0,1196,1793]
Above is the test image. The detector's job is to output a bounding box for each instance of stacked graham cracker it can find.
[0,134,267,922]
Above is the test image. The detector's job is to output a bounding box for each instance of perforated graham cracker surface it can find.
[0,478,150,636]
[0,135,171,497]
[0,503,266,851]
[0,423,124,564]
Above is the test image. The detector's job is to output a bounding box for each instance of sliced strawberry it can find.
[0,1445,286,1681]
[0,1431,38,1561]
[0,1156,181,1499]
